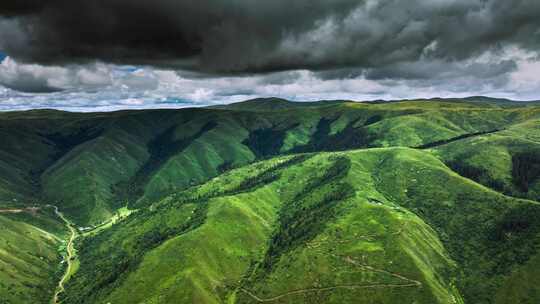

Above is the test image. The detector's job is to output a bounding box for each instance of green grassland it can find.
[0,208,66,303]
[61,148,540,304]
[2,98,537,224]
[0,97,539,303]
[432,117,540,201]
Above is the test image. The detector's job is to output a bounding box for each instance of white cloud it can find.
[0,46,539,112]
[75,66,111,88]
[0,57,68,92]
[508,50,540,100]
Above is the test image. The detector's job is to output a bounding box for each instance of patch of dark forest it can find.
[257,156,354,276]
[414,129,502,149]
[447,149,540,201]
[28,127,104,194]
[291,117,376,153]
[242,124,299,159]
[113,122,217,209]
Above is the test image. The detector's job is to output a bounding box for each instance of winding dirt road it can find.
[50,205,78,304]
[1,205,76,303]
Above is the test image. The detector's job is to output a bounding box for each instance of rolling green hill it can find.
[1,97,539,303]
[61,148,540,304]
[0,208,66,304]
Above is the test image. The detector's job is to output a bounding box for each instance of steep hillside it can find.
[62,148,540,304]
[1,99,537,226]
[433,116,540,201]
[0,208,66,303]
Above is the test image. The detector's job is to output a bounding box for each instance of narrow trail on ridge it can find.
[240,252,422,302]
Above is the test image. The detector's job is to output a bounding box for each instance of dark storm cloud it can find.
[365,59,518,80]
[0,1,46,16]
[0,0,359,70]
[0,0,539,75]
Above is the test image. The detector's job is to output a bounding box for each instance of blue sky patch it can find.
[156,97,193,105]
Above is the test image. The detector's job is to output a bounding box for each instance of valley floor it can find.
[51,205,78,304]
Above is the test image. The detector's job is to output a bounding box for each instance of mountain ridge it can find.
[1,97,539,303]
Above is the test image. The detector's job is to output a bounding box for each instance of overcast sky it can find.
[0,0,539,111]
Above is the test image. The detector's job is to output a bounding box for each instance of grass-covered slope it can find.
[2,98,537,226]
[63,148,540,304]
[138,99,540,216]
[0,120,59,207]
[0,209,66,303]
[63,151,458,304]
[433,116,540,202]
